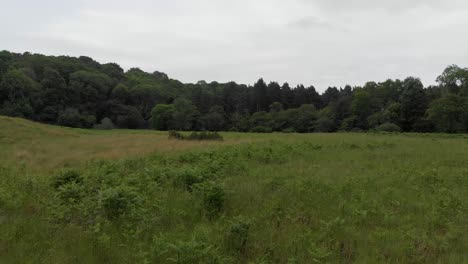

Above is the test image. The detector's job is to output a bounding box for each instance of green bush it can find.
[93,117,115,130]
[188,131,223,141]
[376,122,401,132]
[57,108,82,128]
[175,169,205,191]
[194,181,225,218]
[167,238,227,264]
[226,217,250,256]
[52,169,83,189]
[168,130,185,140]
[100,186,139,219]
[169,131,224,141]
[56,182,84,204]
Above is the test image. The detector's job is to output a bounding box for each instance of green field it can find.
[1,117,467,263]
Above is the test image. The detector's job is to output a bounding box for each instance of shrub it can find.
[100,186,139,219]
[315,117,335,132]
[188,131,223,141]
[176,169,205,191]
[93,117,115,130]
[194,182,225,218]
[251,126,272,133]
[167,238,227,264]
[169,131,224,141]
[52,169,83,189]
[80,114,97,128]
[226,217,250,255]
[376,122,401,132]
[57,108,82,128]
[56,182,84,203]
[168,130,185,140]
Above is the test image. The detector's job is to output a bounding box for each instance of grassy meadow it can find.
[0,116,467,263]
[0,116,260,171]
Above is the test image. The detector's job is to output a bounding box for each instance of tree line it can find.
[1,50,467,133]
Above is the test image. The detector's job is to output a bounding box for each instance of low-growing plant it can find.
[194,181,225,218]
[93,117,115,130]
[100,186,140,219]
[175,168,205,191]
[376,122,402,132]
[168,131,223,141]
[56,182,84,204]
[168,130,185,140]
[166,238,227,264]
[2,129,468,263]
[52,169,83,189]
[188,131,223,141]
[226,217,250,256]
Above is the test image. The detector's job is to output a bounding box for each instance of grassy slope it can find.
[0,117,467,263]
[0,116,259,171]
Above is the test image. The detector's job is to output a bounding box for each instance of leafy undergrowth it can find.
[0,136,467,263]
[169,130,224,141]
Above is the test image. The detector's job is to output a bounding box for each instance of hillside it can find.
[0,116,250,171]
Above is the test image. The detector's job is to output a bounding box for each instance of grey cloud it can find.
[288,16,349,32]
[306,0,468,13]
[1,0,468,90]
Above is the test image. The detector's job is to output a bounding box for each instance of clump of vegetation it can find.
[226,217,250,256]
[188,131,224,141]
[52,169,83,189]
[168,130,185,140]
[93,117,115,130]
[375,122,401,132]
[168,131,223,141]
[100,186,140,219]
[165,238,228,264]
[174,168,205,191]
[194,181,226,219]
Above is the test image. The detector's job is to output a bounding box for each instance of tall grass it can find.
[0,117,467,263]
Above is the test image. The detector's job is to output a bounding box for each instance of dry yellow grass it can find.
[0,116,255,171]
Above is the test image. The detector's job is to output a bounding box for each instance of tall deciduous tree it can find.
[351,89,373,129]
[399,77,428,132]
[200,105,225,131]
[172,98,199,131]
[427,94,468,133]
[0,69,37,117]
[253,78,268,112]
[150,104,175,130]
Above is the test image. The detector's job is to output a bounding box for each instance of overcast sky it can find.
[2,0,468,91]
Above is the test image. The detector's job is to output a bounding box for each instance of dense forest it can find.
[0,50,467,133]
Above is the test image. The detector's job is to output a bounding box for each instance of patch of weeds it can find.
[100,186,140,219]
[168,131,223,141]
[174,168,205,191]
[194,181,225,219]
[56,182,84,204]
[226,217,250,256]
[188,131,223,141]
[166,238,228,264]
[52,169,83,189]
